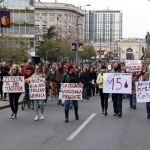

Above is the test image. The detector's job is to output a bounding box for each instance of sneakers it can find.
[49,97,52,101]
[9,113,14,118]
[40,114,44,120]
[118,113,122,118]
[34,115,39,121]
[101,110,104,114]
[11,114,17,119]
[84,99,87,102]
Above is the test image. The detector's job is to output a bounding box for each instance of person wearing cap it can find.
[96,69,109,115]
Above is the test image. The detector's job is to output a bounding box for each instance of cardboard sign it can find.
[29,78,46,100]
[135,81,150,103]
[103,73,132,94]
[125,60,142,72]
[60,83,84,100]
[3,76,25,93]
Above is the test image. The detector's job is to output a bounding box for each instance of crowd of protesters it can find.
[0,59,150,122]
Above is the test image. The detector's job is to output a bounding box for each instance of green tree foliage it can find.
[0,34,28,63]
[43,26,57,40]
[146,43,150,58]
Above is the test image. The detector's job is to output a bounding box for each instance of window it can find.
[50,14,55,21]
[20,27,25,34]
[42,13,47,20]
[42,25,47,32]
[35,36,40,41]
[35,25,39,31]
[35,13,40,20]
[30,41,34,48]
[57,14,62,22]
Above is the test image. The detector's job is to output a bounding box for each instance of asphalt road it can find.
[0,95,149,150]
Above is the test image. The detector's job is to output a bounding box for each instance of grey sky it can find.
[42,0,150,39]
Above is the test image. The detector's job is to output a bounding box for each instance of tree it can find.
[0,34,28,63]
[146,43,150,58]
[43,26,57,40]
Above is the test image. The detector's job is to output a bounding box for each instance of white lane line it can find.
[66,113,96,141]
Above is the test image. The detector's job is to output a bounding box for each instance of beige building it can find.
[35,2,85,51]
[118,38,146,61]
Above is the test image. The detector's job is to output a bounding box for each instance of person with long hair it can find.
[62,64,79,123]
[8,64,22,119]
[31,65,45,121]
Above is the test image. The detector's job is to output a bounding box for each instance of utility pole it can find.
[76,10,79,66]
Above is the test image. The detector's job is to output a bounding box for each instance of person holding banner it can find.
[142,65,150,119]
[8,64,22,119]
[31,65,45,121]
[111,62,124,117]
[129,72,138,109]
[62,64,79,123]
[96,69,109,115]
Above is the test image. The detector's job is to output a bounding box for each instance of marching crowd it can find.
[0,60,150,122]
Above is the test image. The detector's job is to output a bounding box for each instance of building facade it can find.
[84,9,122,43]
[35,2,85,51]
[0,0,35,56]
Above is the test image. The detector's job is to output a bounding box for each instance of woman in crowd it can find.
[31,65,45,121]
[96,69,109,115]
[62,64,79,123]
[80,66,88,101]
[42,66,50,104]
[129,72,138,109]
[8,64,22,119]
[56,62,64,105]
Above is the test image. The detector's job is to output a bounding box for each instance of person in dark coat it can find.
[80,66,88,101]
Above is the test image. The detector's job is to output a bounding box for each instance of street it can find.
[0,95,149,150]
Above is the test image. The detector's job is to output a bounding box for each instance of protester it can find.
[49,62,57,100]
[80,66,88,101]
[56,62,64,105]
[31,65,45,121]
[8,64,22,119]
[62,64,79,123]
[96,69,109,115]
[129,72,138,109]
[142,65,150,119]
[111,62,124,117]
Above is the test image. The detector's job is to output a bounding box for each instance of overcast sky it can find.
[42,0,150,39]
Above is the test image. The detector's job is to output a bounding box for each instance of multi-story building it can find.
[0,0,35,56]
[85,9,122,43]
[35,2,85,51]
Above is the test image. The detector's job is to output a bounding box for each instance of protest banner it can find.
[60,83,84,100]
[3,76,25,93]
[135,81,150,103]
[125,60,142,72]
[103,73,132,94]
[29,78,46,100]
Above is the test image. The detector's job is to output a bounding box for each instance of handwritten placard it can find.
[135,81,150,103]
[3,76,25,93]
[125,60,142,72]
[29,78,46,100]
[103,73,132,93]
[60,83,83,100]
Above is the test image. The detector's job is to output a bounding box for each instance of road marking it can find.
[66,113,96,141]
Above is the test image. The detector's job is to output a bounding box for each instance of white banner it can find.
[60,83,84,100]
[135,81,150,103]
[3,76,25,93]
[103,73,132,94]
[29,78,46,100]
[125,60,142,72]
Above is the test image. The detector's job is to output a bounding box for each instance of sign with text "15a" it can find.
[103,73,132,94]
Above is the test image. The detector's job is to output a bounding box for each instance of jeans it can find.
[82,87,87,99]
[65,100,78,111]
[34,100,44,115]
[146,102,150,115]
[112,94,123,114]
[99,89,109,111]
[129,94,136,107]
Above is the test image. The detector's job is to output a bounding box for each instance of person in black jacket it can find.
[80,66,88,101]
[62,64,79,123]
[89,67,97,96]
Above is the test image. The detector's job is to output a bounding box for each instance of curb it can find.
[0,101,22,110]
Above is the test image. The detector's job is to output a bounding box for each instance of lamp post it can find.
[46,48,59,62]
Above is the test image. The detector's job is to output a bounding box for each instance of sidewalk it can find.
[0,94,23,110]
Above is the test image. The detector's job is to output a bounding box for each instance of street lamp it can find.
[46,48,59,62]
